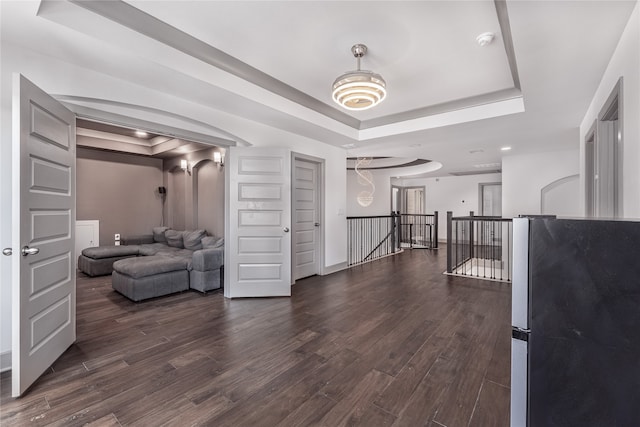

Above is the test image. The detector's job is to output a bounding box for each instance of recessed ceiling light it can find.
[135,130,148,138]
[469,149,484,154]
[341,143,356,149]
[501,146,512,151]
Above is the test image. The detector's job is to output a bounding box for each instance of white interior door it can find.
[481,183,502,216]
[12,74,76,397]
[403,188,425,215]
[294,159,320,281]
[224,147,291,298]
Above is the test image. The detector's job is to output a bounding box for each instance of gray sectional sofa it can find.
[78,227,224,301]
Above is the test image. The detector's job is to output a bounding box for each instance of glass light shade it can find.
[180,159,188,170]
[214,152,222,163]
[332,71,387,111]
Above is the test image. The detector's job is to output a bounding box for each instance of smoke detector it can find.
[476,32,495,47]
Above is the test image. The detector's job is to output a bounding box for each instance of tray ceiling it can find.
[2,0,636,176]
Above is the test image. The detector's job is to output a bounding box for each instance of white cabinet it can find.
[76,220,99,267]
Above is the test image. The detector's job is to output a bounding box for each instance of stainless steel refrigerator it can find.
[511,217,640,426]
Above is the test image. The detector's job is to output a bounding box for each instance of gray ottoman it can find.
[78,245,140,276]
[112,256,189,302]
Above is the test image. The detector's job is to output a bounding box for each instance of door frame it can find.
[390,185,401,213]
[478,182,503,216]
[584,121,597,217]
[596,77,623,218]
[291,152,325,283]
[403,186,426,214]
[391,185,426,215]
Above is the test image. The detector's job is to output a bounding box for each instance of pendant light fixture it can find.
[332,44,387,111]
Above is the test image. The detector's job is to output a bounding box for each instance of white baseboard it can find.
[321,261,348,275]
[0,350,11,373]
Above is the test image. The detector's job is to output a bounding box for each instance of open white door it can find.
[11,74,76,396]
[224,147,291,298]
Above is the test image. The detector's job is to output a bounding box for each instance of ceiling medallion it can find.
[332,44,387,111]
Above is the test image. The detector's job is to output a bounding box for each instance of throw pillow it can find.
[153,226,169,243]
[202,236,224,249]
[184,229,206,250]
[165,230,185,248]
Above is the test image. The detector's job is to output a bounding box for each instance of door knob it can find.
[21,246,39,256]
[283,227,290,233]
[2,248,12,256]
[314,223,320,227]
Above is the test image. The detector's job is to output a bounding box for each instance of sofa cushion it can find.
[165,230,184,248]
[202,236,224,249]
[184,229,206,250]
[122,235,154,245]
[113,256,188,279]
[152,247,184,257]
[158,249,194,270]
[138,243,172,256]
[82,245,139,259]
[153,226,169,243]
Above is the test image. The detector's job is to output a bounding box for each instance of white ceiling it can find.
[128,0,515,120]
[1,0,637,177]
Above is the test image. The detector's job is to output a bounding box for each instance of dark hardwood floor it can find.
[0,247,511,426]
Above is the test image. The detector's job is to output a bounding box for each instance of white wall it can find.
[346,169,395,216]
[400,173,502,241]
[502,149,580,218]
[580,3,640,218]
[0,42,347,365]
[541,175,580,216]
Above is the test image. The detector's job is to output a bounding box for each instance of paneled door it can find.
[225,147,291,298]
[12,74,76,396]
[294,158,320,280]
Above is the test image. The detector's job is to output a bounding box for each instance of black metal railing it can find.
[399,212,438,249]
[446,211,513,282]
[347,214,401,266]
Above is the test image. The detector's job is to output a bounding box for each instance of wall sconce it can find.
[180,159,191,175]
[214,151,224,167]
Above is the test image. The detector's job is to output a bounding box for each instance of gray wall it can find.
[195,159,224,237]
[164,147,225,236]
[77,146,224,247]
[168,169,187,230]
[77,148,164,245]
